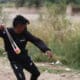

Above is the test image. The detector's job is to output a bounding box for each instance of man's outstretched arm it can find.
[27,32,53,58]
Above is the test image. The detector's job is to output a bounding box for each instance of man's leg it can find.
[24,59,40,80]
[10,61,25,80]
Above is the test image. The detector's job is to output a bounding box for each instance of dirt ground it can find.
[0,57,80,80]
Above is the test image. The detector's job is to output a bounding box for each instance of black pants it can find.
[10,59,40,80]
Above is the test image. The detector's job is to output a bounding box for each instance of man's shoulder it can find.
[24,31,31,35]
[24,31,33,38]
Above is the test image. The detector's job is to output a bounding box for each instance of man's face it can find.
[15,24,27,34]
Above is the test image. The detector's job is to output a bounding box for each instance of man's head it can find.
[13,15,30,34]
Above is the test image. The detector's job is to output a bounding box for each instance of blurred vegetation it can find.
[26,4,80,69]
[1,0,80,8]
[15,0,80,7]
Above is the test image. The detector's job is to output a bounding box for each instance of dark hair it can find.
[13,15,30,28]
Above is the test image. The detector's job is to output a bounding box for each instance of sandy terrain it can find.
[0,57,80,80]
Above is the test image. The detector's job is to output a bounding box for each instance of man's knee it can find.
[36,71,40,77]
[32,71,40,77]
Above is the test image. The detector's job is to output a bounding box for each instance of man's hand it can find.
[45,50,53,59]
[0,24,4,30]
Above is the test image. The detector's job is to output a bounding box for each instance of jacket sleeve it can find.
[27,31,51,53]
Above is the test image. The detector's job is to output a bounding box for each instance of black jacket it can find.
[0,28,51,62]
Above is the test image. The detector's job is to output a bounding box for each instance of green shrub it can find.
[27,4,80,69]
[0,48,5,57]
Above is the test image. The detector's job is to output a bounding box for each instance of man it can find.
[0,15,53,80]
